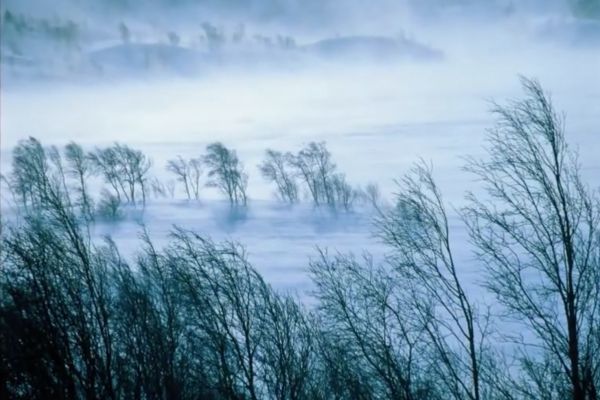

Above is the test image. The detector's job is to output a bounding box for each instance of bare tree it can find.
[331,173,357,211]
[376,161,491,400]
[114,144,152,206]
[464,78,600,400]
[64,142,94,221]
[9,137,51,209]
[90,143,152,207]
[260,292,317,399]
[166,156,192,200]
[2,146,117,399]
[310,249,437,400]
[287,142,359,210]
[89,146,125,203]
[167,229,267,399]
[110,231,203,400]
[204,142,248,206]
[97,189,122,220]
[311,324,377,400]
[165,180,176,199]
[259,149,298,203]
[188,158,203,200]
[358,182,382,209]
[149,177,168,198]
[289,142,335,207]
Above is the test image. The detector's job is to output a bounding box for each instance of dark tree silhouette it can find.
[203,142,248,206]
[288,142,357,210]
[376,161,490,400]
[464,78,600,400]
[289,142,335,206]
[64,142,94,221]
[90,143,152,207]
[259,149,299,204]
[310,249,438,400]
[166,156,202,200]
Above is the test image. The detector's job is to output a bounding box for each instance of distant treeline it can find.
[1,78,599,400]
[1,10,296,58]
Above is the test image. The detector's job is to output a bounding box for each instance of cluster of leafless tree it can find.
[259,142,360,210]
[165,142,249,206]
[166,156,203,201]
[1,78,598,400]
[2,137,365,218]
[2,140,153,221]
[1,140,252,220]
[167,141,364,209]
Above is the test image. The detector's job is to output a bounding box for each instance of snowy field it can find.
[1,18,599,299]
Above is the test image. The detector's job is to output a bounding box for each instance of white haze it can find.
[1,0,599,297]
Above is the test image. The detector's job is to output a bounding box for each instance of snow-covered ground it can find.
[1,22,599,300]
